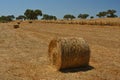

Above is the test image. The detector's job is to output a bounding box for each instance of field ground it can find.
[0,21,120,80]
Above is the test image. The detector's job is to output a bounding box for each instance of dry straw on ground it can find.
[40,18,120,26]
[48,37,90,70]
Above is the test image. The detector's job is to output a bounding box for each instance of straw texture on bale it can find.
[48,37,90,70]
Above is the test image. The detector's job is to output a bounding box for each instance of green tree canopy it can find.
[96,11,107,18]
[106,9,117,18]
[16,15,26,20]
[63,14,75,20]
[96,9,117,18]
[0,15,15,22]
[34,9,42,16]
[90,16,94,19]
[24,9,42,20]
[78,14,89,19]
[7,15,15,20]
[42,14,57,20]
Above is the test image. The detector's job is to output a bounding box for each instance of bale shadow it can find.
[60,65,94,73]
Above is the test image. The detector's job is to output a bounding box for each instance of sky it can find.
[0,0,119,19]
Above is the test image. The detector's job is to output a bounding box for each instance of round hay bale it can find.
[48,37,90,70]
[29,21,32,23]
[17,22,21,24]
[13,24,19,29]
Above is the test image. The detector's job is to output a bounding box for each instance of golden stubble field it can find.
[0,20,120,80]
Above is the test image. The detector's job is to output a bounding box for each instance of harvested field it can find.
[0,20,120,80]
[40,18,120,26]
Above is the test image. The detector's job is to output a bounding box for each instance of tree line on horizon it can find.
[0,9,118,22]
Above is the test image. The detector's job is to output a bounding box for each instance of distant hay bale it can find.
[29,21,33,23]
[13,24,19,29]
[48,37,90,70]
[17,22,20,24]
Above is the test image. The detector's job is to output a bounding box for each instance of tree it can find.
[96,9,118,18]
[42,14,57,20]
[90,16,94,19]
[106,9,117,18]
[24,9,34,20]
[24,9,42,20]
[96,13,101,18]
[42,14,49,20]
[96,11,107,18]
[34,9,42,19]
[16,15,26,20]
[52,16,57,20]
[107,9,116,14]
[78,14,89,19]
[34,10,42,16]
[0,15,15,22]
[7,15,15,20]
[63,14,75,20]
[0,16,7,22]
